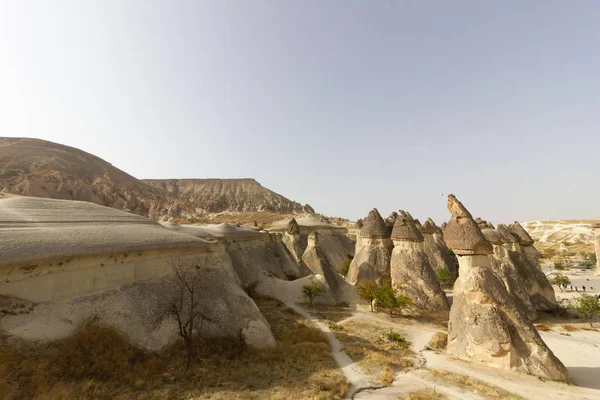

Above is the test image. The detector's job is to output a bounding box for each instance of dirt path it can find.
[284,302,377,397]
[295,304,600,400]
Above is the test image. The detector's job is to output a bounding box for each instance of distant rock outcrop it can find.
[144,178,312,214]
[444,194,568,381]
[390,212,449,318]
[594,223,600,276]
[346,208,392,285]
[0,138,314,220]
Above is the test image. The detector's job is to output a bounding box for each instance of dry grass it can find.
[300,303,354,323]
[333,321,414,375]
[427,332,447,351]
[429,369,525,399]
[379,365,395,386]
[0,298,347,400]
[535,323,553,332]
[562,324,579,332]
[404,389,448,400]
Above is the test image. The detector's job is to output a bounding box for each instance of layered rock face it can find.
[0,194,275,349]
[420,218,457,275]
[390,212,449,318]
[444,194,568,381]
[346,208,393,285]
[497,224,557,312]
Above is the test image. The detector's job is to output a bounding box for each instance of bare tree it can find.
[164,256,214,368]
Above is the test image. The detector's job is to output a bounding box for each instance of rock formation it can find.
[390,212,449,318]
[497,224,557,312]
[355,219,363,229]
[421,218,458,275]
[346,208,393,285]
[509,221,542,270]
[594,223,600,276]
[444,194,568,381]
[481,226,536,321]
[302,232,355,304]
[0,194,275,349]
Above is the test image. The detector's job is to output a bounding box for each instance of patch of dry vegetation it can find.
[334,321,414,376]
[429,369,525,400]
[301,303,354,323]
[535,323,553,332]
[404,389,448,400]
[427,332,447,350]
[379,365,395,387]
[562,324,579,332]
[0,299,347,400]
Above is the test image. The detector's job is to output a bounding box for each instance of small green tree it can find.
[375,282,412,317]
[302,280,326,307]
[549,273,570,292]
[436,269,457,289]
[553,261,566,271]
[356,279,378,312]
[447,248,455,257]
[340,258,352,277]
[570,294,600,327]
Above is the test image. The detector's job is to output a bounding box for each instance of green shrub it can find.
[385,329,409,348]
[375,282,412,317]
[436,269,457,289]
[356,280,379,312]
[328,323,344,331]
[553,261,566,271]
[340,258,352,277]
[302,280,326,307]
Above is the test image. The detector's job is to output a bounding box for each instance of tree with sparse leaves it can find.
[375,282,412,317]
[356,279,379,312]
[302,280,326,306]
[549,273,570,292]
[570,294,600,327]
[164,257,214,368]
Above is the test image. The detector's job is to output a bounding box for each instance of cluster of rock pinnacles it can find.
[347,195,568,381]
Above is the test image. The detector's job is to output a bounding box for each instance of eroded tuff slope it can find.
[0,138,313,219]
[144,178,314,214]
[522,220,600,255]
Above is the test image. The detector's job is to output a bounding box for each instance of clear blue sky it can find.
[1,1,599,223]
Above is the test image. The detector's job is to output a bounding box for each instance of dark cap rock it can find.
[481,228,506,245]
[391,213,424,242]
[496,224,518,243]
[442,194,492,255]
[355,219,363,229]
[360,208,389,238]
[508,222,535,246]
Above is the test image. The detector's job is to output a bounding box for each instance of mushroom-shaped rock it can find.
[287,218,300,235]
[391,215,424,242]
[508,222,535,246]
[389,215,449,318]
[346,209,393,285]
[360,208,389,238]
[497,224,518,243]
[442,195,493,255]
[481,227,506,245]
[445,197,567,381]
[421,220,437,234]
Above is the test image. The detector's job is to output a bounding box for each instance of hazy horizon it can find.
[2,1,600,223]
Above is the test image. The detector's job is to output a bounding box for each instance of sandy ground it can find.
[296,287,600,400]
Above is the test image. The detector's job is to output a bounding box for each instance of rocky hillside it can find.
[522,220,599,256]
[0,138,313,220]
[143,178,313,214]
